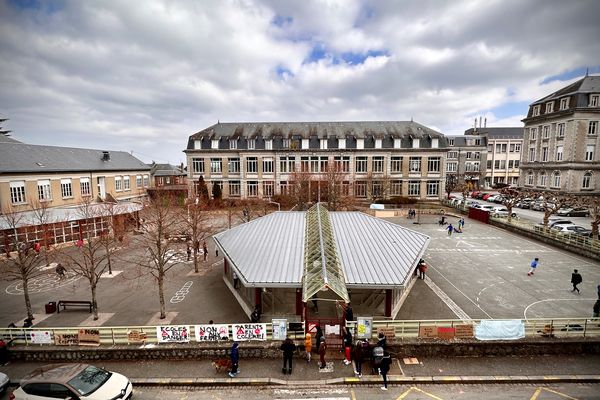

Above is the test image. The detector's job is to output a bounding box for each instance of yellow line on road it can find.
[397,386,445,400]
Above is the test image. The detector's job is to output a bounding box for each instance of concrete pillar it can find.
[385,289,392,317]
[295,288,303,316]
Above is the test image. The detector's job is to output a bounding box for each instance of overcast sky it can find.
[1,0,599,165]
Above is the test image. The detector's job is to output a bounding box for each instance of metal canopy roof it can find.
[302,204,349,303]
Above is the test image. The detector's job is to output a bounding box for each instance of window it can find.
[375,138,382,149]
[355,157,367,173]
[211,139,219,149]
[427,157,440,172]
[556,146,563,161]
[282,139,290,149]
[466,152,472,159]
[589,121,598,135]
[338,138,346,149]
[10,181,26,204]
[390,180,402,196]
[265,140,273,150]
[320,139,328,150]
[192,158,205,174]
[529,147,536,162]
[229,139,237,149]
[372,181,383,197]
[301,139,309,149]
[432,138,439,148]
[495,143,507,153]
[136,175,142,187]
[409,157,421,173]
[393,138,402,148]
[542,146,549,162]
[279,156,295,173]
[487,160,492,169]
[300,156,309,172]
[228,158,240,174]
[391,156,402,173]
[123,176,130,190]
[560,97,569,110]
[80,178,91,196]
[585,145,595,161]
[247,181,258,197]
[447,151,458,159]
[310,156,320,173]
[356,139,364,149]
[448,138,454,146]
[60,178,73,198]
[446,162,458,172]
[319,156,328,172]
[514,144,521,152]
[372,156,384,173]
[412,138,420,148]
[115,176,122,191]
[530,128,537,140]
[466,161,480,172]
[334,156,350,173]
[229,181,241,197]
[408,181,420,196]
[263,158,274,174]
[246,157,258,173]
[526,171,534,186]
[247,139,255,150]
[194,140,201,149]
[514,160,520,168]
[557,123,565,138]
[591,95,599,107]
[538,172,547,187]
[354,181,367,198]
[426,181,439,197]
[543,125,550,139]
[532,105,540,116]
[143,175,149,187]
[545,101,554,113]
[582,172,592,189]
[263,181,274,197]
[37,180,52,201]
[552,171,561,188]
[508,160,514,169]
[210,158,222,174]
[509,144,516,153]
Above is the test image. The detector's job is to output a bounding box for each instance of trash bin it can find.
[45,301,56,314]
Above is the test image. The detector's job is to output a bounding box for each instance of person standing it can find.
[342,327,352,365]
[280,337,297,374]
[315,325,323,349]
[376,332,387,350]
[304,332,312,362]
[318,338,327,369]
[447,223,453,236]
[186,244,191,261]
[593,299,600,320]
[345,303,354,322]
[418,261,427,280]
[528,258,539,276]
[460,217,465,229]
[571,269,583,293]
[233,271,239,289]
[379,352,392,391]
[202,241,208,261]
[353,340,364,377]
[55,263,66,280]
[228,342,240,378]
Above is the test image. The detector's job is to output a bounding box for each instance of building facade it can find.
[445,134,488,189]
[185,121,448,202]
[520,75,600,195]
[465,127,523,188]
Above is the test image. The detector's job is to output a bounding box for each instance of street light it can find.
[268,198,281,211]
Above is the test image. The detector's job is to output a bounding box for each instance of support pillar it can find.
[385,289,392,318]
[223,258,228,274]
[254,288,262,311]
[295,288,302,317]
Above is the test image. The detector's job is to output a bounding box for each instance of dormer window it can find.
[447,138,454,146]
[229,139,237,149]
[320,139,328,150]
[265,139,273,150]
[532,105,541,116]
[393,138,401,148]
[432,138,439,148]
[211,139,219,149]
[375,138,382,149]
[338,138,346,149]
[194,140,202,149]
[560,98,569,110]
[283,139,290,149]
[412,138,420,148]
[247,139,255,150]
[356,139,364,149]
[301,139,309,149]
[546,101,554,113]
[590,95,599,107]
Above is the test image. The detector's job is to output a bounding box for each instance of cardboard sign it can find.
[356,317,373,339]
[325,324,340,335]
[194,324,229,341]
[127,330,147,344]
[78,329,100,346]
[157,326,190,343]
[418,326,438,338]
[55,333,79,346]
[271,319,287,341]
[455,324,474,338]
[232,323,266,341]
[30,331,53,344]
[437,327,456,340]
[378,327,396,338]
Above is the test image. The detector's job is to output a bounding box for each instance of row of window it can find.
[202,180,441,198]
[487,143,522,153]
[446,161,481,173]
[524,171,594,190]
[196,137,440,151]
[532,94,600,117]
[527,144,595,162]
[192,156,443,175]
[9,175,149,205]
[529,121,598,140]
[483,160,520,170]
[447,151,482,159]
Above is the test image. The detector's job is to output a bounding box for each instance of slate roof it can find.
[0,142,150,173]
[213,210,430,289]
[150,163,186,177]
[464,127,523,139]
[0,133,21,144]
[532,75,600,105]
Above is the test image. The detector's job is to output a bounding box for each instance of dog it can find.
[212,358,232,373]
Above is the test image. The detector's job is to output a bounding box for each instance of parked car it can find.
[492,195,506,204]
[475,192,488,199]
[556,207,590,217]
[1,372,9,395]
[469,202,483,209]
[490,206,517,218]
[482,193,495,201]
[531,201,556,211]
[11,363,133,400]
[547,219,574,228]
[485,194,501,202]
[550,225,591,235]
[479,204,496,212]
[516,198,533,209]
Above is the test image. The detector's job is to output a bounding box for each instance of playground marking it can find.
[397,386,445,400]
[530,387,579,400]
[80,312,115,327]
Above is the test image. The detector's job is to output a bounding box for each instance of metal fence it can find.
[2,318,598,347]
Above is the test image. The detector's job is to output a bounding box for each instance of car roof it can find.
[21,363,89,385]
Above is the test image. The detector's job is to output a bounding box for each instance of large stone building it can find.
[521,75,600,194]
[445,134,488,189]
[184,121,448,202]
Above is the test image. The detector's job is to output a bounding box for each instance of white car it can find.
[479,204,496,212]
[551,225,590,235]
[11,363,132,400]
[490,206,517,218]
[1,372,9,395]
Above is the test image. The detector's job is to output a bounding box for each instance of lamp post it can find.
[268,198,281,211]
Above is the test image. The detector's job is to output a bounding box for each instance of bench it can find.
[57,300,93,313]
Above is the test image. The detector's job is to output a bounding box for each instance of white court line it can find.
[523,298,597,321]
[424,278,472,321]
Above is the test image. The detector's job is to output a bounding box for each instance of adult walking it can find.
[528,257,539,276]
[342,327,352,366]
[228,342,240,378]
[379,352,392,391]
[202,240,208,261]
[353,340,365,377]
[318,338,327,369]
[304,332,312,362]
[280,336,296,374]
[571,269,583,293]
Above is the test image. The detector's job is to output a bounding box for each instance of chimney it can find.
[479,116,482,129]
[484,118,487,128]
[102,151,110,161]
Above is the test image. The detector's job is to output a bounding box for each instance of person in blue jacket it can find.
[228,342,240,378]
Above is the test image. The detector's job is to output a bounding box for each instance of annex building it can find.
[214,203,430,322]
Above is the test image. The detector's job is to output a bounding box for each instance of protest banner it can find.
[127,330,147,344]
[455,324,474,338]
[55,333,79,346]
[30,330,53,344]
[418,326,438,338]
[78,329,100,346]
[156,325,190,343]
[194,324,230,341]
[232,323,267,341]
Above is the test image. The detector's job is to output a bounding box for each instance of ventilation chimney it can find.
[102,151,110,161]
[484,118,487,128]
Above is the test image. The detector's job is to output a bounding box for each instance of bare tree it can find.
[97,202,121,275]
[323,162,348,211]
[30,198,54,267]
[527,191,576,227]
[182,198,213,273]
[0,206,46,320]
[499,187,528,223]
[581,196,600,238]
[445,174,460,200]
[134,194,184,319]
[288,169,312,210]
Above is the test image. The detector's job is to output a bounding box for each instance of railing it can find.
[2,318,598,347]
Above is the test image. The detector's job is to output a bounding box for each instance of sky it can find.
[1,0,600,165]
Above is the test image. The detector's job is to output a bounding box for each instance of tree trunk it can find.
[592,220,599,238]
[158,271,166,319]
[91,283,99,320]
[23,277,34,321]
[193,250,198,273]
[507,204,513,223]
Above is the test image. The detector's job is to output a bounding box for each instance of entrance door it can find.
[97,176,106,199]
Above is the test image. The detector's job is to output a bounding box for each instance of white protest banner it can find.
[271,319,287,340]
[156,325,190,343]
[194,324,229,341]
[30,330,53,344]
[232,323,267,341]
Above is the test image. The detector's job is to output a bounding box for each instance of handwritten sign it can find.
[418,326,438,338]
[232,323,266,341]
[55,333,79,346]
[455,324,474,338]
[194,324,229,341]
[325,324,340,335]
[271,319,287,341]
[30,331,52,344]
[378,327,396,338]
[78,329,100,346]
[356,317,373,339]
[157,325,190,343]
[127,330,147,344]
[437,327,456,340]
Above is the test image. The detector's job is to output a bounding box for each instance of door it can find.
[97,176,106,199]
